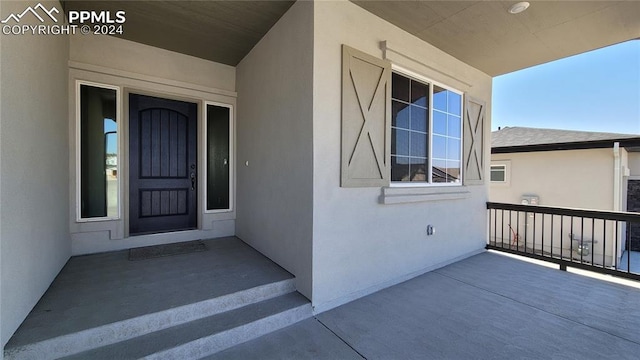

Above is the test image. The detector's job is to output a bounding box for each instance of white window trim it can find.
[490,161,511,186]
[389,64,464,188]
[381,186,471,204]
[75,80,122,222]
[203,101,234,214]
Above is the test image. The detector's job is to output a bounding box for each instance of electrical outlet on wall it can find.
[426,225,435,236]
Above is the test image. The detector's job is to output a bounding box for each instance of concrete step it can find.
[4,279,299,360]
[61,292,311,360]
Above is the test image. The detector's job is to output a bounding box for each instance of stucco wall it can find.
[311,0,492,311]
[235,1,314,299]
[0,0,70,346]
[70,34,235,93]
[629,152,640,177]
[491,149,615,209]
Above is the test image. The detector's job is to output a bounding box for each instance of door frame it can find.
[122,89,206,237]
[69,64,237,247]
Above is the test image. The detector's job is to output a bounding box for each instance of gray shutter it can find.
[341,45,391,187]
[463,96,486,185]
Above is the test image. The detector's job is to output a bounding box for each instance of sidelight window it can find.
[205,103,233,212]
[77,82,119,220]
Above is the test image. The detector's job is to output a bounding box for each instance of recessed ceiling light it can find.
[508,1,530,14]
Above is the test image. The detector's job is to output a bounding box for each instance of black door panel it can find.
[129,94,198,234]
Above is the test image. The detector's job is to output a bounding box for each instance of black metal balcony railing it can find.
[487,202,640,281]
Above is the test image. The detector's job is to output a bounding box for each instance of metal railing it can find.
[487,202,640,281]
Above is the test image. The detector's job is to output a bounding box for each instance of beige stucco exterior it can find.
[235,0,314,300]
[490,147,631,266]
[0,0,70,346]
[311,0,492,311]
[491,149,619,209]
[0,0,495,348]
[629,152,640,177]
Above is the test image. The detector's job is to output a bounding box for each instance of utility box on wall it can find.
[521,194,539,206]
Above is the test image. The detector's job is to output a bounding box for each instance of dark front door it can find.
[129,94,198,235]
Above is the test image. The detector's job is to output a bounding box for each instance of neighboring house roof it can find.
[492,127,640,154]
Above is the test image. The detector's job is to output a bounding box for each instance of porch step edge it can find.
[60,292,311,360]
[144,302,312,360]
[4,279,296,360]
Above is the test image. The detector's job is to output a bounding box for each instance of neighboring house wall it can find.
[491,149,615,209]
[629,152,640,177]
[68,34,237,254]
[311,0,492,312]
[490,148,629,266]
[0,0,70,347]
[235,1,314,299]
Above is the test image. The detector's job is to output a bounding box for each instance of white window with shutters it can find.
[390,68,463,186]
[341,45,487,202]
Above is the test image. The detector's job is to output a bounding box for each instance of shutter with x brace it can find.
[341,45,391,187]
[463,96,486,185]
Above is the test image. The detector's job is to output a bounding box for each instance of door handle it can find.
[190,172,196,191]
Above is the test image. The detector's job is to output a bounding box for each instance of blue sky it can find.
[492,40,640,135]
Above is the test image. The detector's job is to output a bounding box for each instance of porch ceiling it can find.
[62,0,296,66]
[352,0,640,76]
[63,1,639,75]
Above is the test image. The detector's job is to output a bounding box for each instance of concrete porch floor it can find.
[5,236,295,351]
[211,251,640,360]
[6,241,640,359]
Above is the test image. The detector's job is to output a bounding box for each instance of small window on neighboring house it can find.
[490,165,506,182]
[78,83,119,220]
[391,72,463,184]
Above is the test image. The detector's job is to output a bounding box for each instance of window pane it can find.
[392,156,410,181]
[207,104,230,211]
[448,92,462,115]
[433,85,447,112]
[433,111,446,136]
[391,71,463,185]
[446,161,461,183]
[432,135,446,159]
[392,73,410,102]
[448,115,461,138]
[80,85,117,218]
[410,132,427,158]
[411,80,428,107]
[410,105,427,132]
[432,159,447,183]
[392,128,410,156]
[447,138,461,160]
[410,157,428,181]
[491,166,506,182]
[392,100,409,129]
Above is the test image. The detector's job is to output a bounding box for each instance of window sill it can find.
[380,186,471,205]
